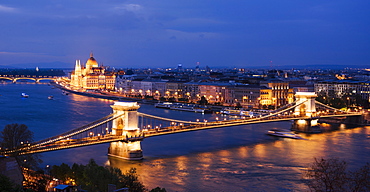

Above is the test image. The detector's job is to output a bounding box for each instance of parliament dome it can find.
[86,52,98,68]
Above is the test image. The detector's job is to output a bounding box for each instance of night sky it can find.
[0,1,369,68]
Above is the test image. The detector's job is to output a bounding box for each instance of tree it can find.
[150,187,167,192]
[198,96,208,105]
[303,158,370,192]
[50,163,72,182]
[177,98,188,102]
[120,168,146,192]
[349,163,370,192]
[235,102,242,109]
[168,97,176,102]
[0,124,42,169]
[331,98,346,109]
[50,159,147,192]
[304,158,348,191]
[0,174,18,192]
[0,123,33,150]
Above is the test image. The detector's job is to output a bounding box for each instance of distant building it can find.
[184,81,201,102]
[222,84,273,108]
[70,53,115,90]
[198,82,228,104]
[260,79,294,107]
[315,80,370,101]
[177,63,183,71]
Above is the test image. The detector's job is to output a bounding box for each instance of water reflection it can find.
[2,83,369,191]
[108,126,369,191]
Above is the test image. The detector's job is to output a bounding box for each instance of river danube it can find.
[1,82,369,191]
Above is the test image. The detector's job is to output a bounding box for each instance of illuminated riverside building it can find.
[184,82,201,102]
[70,53,115,90]
[165,81,185,100]
[115,78,288,108]
[315,80,370,101]
[260,80,294,107]
[225,85,271,108]
[114,69,302,108]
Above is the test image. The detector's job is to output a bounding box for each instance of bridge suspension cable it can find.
[269,100,298,114]
[31,113,123,147]
[249,99,307,121]
[137,112,204,124]
[314,100,348,113]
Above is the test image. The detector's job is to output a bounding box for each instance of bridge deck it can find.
[1,112,362,156]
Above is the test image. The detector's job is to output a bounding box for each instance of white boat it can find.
[48,96,54,100]
[21,93,29,98]
[220,108,242,115]
[154,102,173,109]
[240,110,257,117]
[170,105,204,113]
[266,129,304,139]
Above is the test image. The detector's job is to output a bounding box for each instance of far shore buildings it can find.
[115,76,296,108]
[70,53,115,90]
[315,79,370,102]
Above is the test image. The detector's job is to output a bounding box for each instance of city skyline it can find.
[0,1,369,68]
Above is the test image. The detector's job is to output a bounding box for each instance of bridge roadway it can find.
[2,111,362,156]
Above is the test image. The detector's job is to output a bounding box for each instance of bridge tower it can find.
[108,102,143,160]
[293,92,317,117]
[292,92,320,132]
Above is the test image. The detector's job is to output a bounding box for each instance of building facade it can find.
[315,80,370,101]
[260,80,294,107]
[70,53,115,90]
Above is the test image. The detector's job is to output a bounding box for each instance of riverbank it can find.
[52,81,224,110]
[52,81,146,102]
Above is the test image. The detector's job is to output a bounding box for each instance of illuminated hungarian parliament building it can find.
[70,53,115,90]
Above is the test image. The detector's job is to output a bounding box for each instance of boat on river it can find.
[154,102,173,109]
[155,102,212,113]
[220,108,242,115]
[21,93,29,98]
[170,104,204,113]
[266,129,304,139]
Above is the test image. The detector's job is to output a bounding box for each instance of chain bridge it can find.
[0,92,363,160]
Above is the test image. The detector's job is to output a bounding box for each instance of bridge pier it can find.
[108,102,143,160]
[291,118,321,133]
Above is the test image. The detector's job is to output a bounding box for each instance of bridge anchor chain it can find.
[108,102,144,160]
